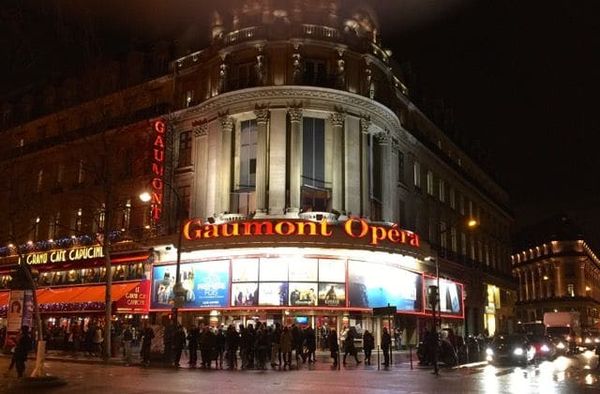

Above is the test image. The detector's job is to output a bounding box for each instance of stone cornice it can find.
[175,86,401,139]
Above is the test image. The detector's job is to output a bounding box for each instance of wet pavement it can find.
[1,351,599,393]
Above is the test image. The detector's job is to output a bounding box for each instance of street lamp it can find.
[139,185,186,325]
[425,217,479,374]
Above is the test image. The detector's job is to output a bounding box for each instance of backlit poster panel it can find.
[288,258,318,282]
[258,282,289,306]
[231,283,258,306]
[318,283,345,307]
[231,258,259,282]
[348,260,422,311]
[289,282,318,306]
[424,277,462,314]
[259,258,288,281]
[151,260,229,309]
[318,259,345,282]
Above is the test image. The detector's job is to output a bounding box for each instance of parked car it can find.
[485,334,535,366]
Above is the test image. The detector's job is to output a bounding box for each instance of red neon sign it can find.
[182,217,419,248]
[150,119,166,221]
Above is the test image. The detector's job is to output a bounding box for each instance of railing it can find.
[299,211,338,224]
[224,26,266,46]
[302,24,339,41]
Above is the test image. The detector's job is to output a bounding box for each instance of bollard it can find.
[377,345,381,370]
[390,346,393,366]
[409,344,413,370]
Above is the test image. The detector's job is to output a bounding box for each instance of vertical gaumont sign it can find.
[150,119,167,222]
[182,217,420,248]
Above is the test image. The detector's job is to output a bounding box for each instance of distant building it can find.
[512,215,600,330]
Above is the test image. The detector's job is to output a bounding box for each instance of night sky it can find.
[1,0,598,246]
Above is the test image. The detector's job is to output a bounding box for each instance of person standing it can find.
[363,330,375,365]
[92,323,104,358]
[187,325,200,368]
[291,324,304,365]
[304,326,316,363]
[280,326,293,369]
[381,327,392,367]
[13,326,33,378]
[122,325,134,366]
[173,325,186,368]
[225,325,239,370]
[343,327,361,365]
[215,328,226,369]
[327,329,339,368]
[140,324,154,367]
[271,323,282,368]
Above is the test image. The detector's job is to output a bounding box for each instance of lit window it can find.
[184,90,194,107]
[426,170,434,195]
[178,131,192,168]
[36,169,43,192]
[449,187,456,209]
[302,117,326,189]
[439,221,447,248]
[77,160,85,184]
[397,150,405,184]
[56,164,64,185]
[567,284,575,297]
[413,161,421,188]
[450,227,457,252]
[439,179,445,202]
[238,120,257,189]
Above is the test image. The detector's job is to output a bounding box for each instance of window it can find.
[49,212,60,239]
[36,169,43,192]
[459,193,465,215]
[184,90,194,108]
[120,200,131,231]
[439,179,445,202]
[413,161,421,188]
[369,134,383,202]
[177,185,191,218]
[75,209,83,232]
[233,63,256,89]
[460,232,467,255]
[178,131,192,167]
[440,221,447,248]
[302,117,325,189]
[304,59,328,86]
[449,187,456,209]
[94,205,105,233]
[567,284,575,297]
[239,120,257,189]
[450,227,457,252]
[123,149,133,177]
[56,164,64,185]
[426,170,434,195]
[397,150,405,184]
[77,160,85,184]
[469,200,474,217]
[232,191,256,215]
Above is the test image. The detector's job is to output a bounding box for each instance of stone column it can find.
[219,115,234,214]
[517,271,523,302]
[268,108,287,215]
[537,265,544,300]
[360,117,371,218]
[530,268,536,300]
[344,116,361,215]
[523,269,529,301]
[288,107,303,214]
[576,260,586,297]
[380,134,395,222]
[330,111,345,213]
[554,261,565,297]
[192,122,209,219]
[254,107,269,215]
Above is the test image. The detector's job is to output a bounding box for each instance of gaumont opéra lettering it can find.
[182,218,419,248]
[19,245,104,265]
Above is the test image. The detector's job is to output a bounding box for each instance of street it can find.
[1,351,599,393]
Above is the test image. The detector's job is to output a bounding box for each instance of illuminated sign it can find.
[182,217,419,248]
[150,119,166,222]
[117,281,150,312]
[18,246,104,265]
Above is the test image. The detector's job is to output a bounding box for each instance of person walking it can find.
[122,325,134,366]
[140,324,154,367]
[173,325,186,368]
[381,327,392,367]
[363,330,375,365]
[92,323,104,358]
[343,327,361,365]
[187,325,200,368]
[304,326,317,363]
[291,324,304,366]
[327,328,339,368]
[13,326,33,378]
[271,323,282,368]
[280,326,293,370]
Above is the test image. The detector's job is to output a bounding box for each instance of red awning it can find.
[36,282,140,305]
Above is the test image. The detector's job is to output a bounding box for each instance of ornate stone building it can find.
[0,0,515,341]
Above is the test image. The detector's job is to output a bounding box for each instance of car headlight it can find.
[585,338,592,344]
[513,347,524,356]
[541,344,550,352]
[486,348,494,356]
[557,342,566,349]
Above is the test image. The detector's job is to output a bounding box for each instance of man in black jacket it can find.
[13,326,33,378]
[381,327,392,367]
[187,325,200,368]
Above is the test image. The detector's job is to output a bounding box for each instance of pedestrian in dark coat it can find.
[381,327,392,366]
[327,329,339,367]
[225,325,239,370]
[187,325,200,367]
[291,325,304,365]
[215,328,226,369]
[363,330,375,365]
[13,326,32,378]
[173,325,186,368]
[199,327,216,369]
[304,326,317,363]
[280,326,293,369]
[343,327,361,365]
[140,324,154,367]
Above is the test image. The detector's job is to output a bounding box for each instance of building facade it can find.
[0,0,514,344]
[513,238,600,330]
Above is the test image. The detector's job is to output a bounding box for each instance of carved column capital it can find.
[360,117,371,135]
[254,106,270,124]
[219,115,234,132]
[330,111,345,127]
[288,107,303,123]
[193,122,208,137]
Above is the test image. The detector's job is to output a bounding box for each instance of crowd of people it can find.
[144,322,396,370]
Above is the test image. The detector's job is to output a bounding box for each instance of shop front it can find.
[148,218,465,347]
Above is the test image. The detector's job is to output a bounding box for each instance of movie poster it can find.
[289,282,318,306]
[425,277,462,314]
[348,260,422,311]
[288,258,318,282]
[318,259,345,283]
[258,282,289,306]
[231,258,259,282]
[318,283,346,307]
[231,283,259,306]
[259,258,288,281]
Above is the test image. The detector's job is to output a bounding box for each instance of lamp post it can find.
[425,218,478,374]
[140,186,186,325]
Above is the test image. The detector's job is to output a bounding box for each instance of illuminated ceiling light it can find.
[467,219,478,228]
[543,275,549,280]
[139,192,152,203]
[35,217,41,223]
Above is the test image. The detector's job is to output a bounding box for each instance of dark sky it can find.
[1,0,599,244]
